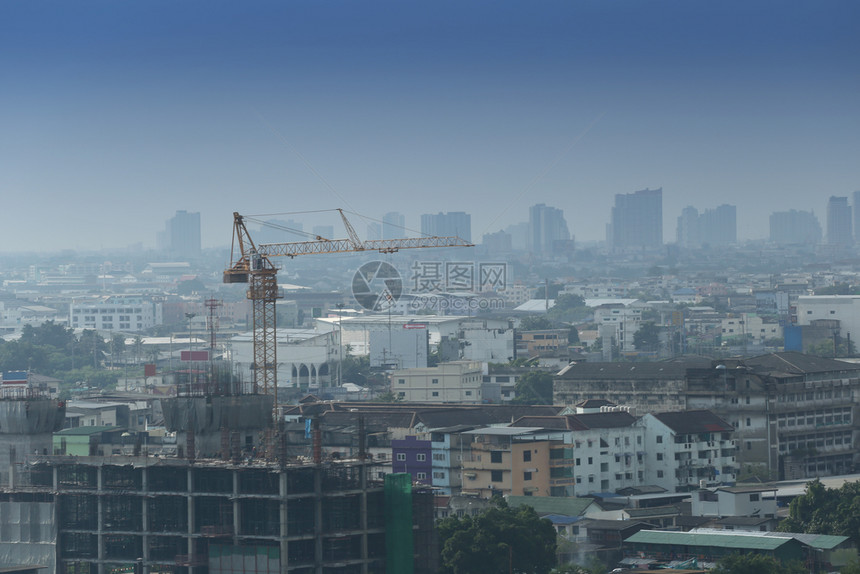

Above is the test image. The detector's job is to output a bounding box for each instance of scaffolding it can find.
[20,457,426,574]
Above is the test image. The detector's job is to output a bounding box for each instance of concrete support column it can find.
[360,463,368,574]
[314,466,323,573]
[141,467,149,572]
[97,466,104,574]
[280,472,288,574]
[233,469,240,544]
[187,468,194,568]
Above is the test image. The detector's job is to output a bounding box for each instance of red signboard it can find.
[180,350,210,362]
[403,323,427,329]
[144,364,157,377]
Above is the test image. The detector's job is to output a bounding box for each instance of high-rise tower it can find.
[609,188,663,251]
[528,204,571,254]
[420,212,471,242]
[166,210,202,258]
[826,196,852,247]
[382,212,406,240]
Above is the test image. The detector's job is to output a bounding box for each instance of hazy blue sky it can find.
[2,1,858,252]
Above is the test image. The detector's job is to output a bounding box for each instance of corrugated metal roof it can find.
[625,530,794,550]
[55,426,119,436]
[507,495,593,517]
[761,532,849,549]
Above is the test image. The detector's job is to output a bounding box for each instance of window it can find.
[432,392,439,397]
[600,463,608,472]
[657,470,664,478]
[523,471,532,481]
[588,476,594,483]
[523,450,531,462]
[398,392,405,398]
[656,436,663,444]
[491,470,503,482]
[575,458,581,465]
[432,378,439,384]
[749,493,760,502]
[417,472,426,480]
[396,453,406,461]
[746,418,751,427]
[491,451,503,463]
[465,391,472,396]
[398,379,405,385]
[417,454,426,462]
[433,472,445,479]
[656,453,663,461]
[637,436,642,445]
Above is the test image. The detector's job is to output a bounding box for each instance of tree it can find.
[778,479,860,545]
[633,321,661,352]
[375,391,400,402]
[341,351,369,386]
[548,294,590,324]
[438,499,557,574]
[552,294,585,311]
[519,315,554,331]
[711,553,805,574]
[535,282,564,299]
[512,371,554,405]
[841,559,860,574]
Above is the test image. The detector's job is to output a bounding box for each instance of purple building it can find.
[391,435,433,485]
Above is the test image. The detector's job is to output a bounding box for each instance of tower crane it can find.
[224,209,473,403]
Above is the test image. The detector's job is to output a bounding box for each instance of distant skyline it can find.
[2,1,858,252]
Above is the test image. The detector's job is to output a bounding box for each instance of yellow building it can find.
[460,427,574,498]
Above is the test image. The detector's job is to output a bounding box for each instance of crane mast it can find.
[224,210,472,404]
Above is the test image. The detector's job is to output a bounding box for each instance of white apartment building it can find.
[637,410,737,492]
[69,295,161,332]
[391,361,484,403]
[720,313,782,345]
[691,485,778,518]
[567,413,646,495]
[0,303,61,329]
[563,283,629,299]
[796,295,860,340]
[315,315,510,356]
[230,328,339,389]
[591,300,643,352]
[513,409,732,496]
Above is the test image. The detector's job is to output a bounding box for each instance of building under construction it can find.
[0,380,437,574]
